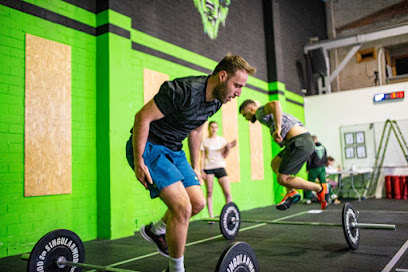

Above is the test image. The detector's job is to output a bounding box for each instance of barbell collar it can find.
[351,222,396,230]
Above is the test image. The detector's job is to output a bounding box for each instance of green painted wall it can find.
[0,3,97,257]
[107,36,275,238]
[96,31,111,239]
[98,10,276,239]
[0,1,306,257]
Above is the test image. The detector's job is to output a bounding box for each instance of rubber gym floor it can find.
[1,198,407,272]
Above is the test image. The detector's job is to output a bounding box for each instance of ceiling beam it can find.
[304,24,408,54]
[337,0,408,32]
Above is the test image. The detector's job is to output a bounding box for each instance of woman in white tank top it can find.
[200,121,236,220]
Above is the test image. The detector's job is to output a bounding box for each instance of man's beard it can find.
[213,80,229,103]
[251,115,257,123]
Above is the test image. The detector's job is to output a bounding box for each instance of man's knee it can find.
[169,198,192,223]
[277,174,289,186]
[206,189,213,197]
[191,197,206,216]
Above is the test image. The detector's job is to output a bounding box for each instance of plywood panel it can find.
[143,68,169,104]
[222,99,240,183]
[25,34,71,196]
[249,121,264,180]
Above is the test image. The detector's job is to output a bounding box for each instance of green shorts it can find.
[277,133,314,175]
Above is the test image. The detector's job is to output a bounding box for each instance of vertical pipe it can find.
[329,0,341,92]
[377,47,384,86]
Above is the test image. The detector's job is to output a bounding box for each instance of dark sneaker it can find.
[140,223,169,257]
[276,190,301,210]
[317,183,330,210]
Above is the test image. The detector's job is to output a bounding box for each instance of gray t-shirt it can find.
[255,105,304,145]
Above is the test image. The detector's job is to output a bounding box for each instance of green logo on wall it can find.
[194,0,231,40]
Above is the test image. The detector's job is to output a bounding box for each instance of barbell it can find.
[21,229,260,272]
[203,202,396,249]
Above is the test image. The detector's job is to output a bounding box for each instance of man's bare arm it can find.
[201,149,207,180]
[222,139,237,158]
[188,122,206,183]
[132,99,164,188]
[264,101,283,143]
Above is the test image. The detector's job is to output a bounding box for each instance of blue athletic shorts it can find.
[126,135,200,199]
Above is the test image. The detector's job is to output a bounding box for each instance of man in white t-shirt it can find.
[201,121,236,220]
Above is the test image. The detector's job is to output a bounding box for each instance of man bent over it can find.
[239,99,329,210]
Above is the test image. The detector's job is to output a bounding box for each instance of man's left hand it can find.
[273,128,283,143]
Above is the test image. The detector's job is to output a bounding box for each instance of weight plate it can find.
[215,242,260,272]
[219,202,241,240]
[27,229,85,272]
[342,203,360,250]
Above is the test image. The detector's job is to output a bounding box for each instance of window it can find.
[386,43,408,79]
[393,55,408,76]
[356,48,376,63]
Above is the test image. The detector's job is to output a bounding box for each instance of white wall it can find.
[304,82,408,174]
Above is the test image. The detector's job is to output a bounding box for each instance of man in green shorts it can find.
[239,99,330,210]
[305,135,328,205]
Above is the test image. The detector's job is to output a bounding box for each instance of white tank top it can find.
[200,136,227,170]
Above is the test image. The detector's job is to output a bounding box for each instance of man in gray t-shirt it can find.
[239,99,330,211]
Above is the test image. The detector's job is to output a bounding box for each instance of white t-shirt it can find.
[326,165,337,174]
[201,136,227,170]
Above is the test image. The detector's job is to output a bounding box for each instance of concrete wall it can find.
[265,0,327,95]
[326,0,408,38]
[324,0,408,93]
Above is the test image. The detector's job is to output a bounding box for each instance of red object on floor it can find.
[392,176,401,199]
[405,176,408,199]
[385,176,392,199]
[401,176,408,199]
